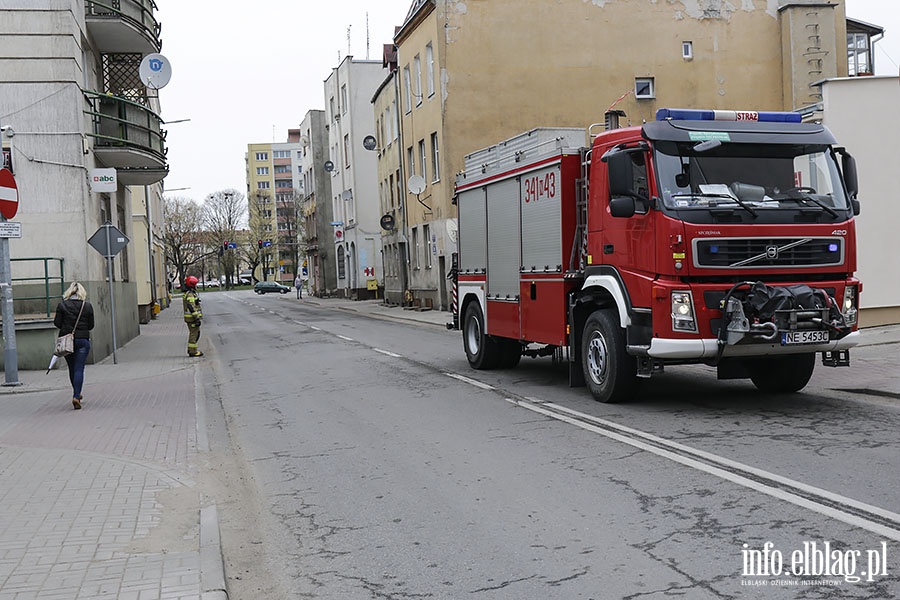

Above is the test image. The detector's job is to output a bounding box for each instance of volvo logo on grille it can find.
[766,245,779,259]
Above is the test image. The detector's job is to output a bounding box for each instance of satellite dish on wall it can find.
[299,135,310,148]
[139,53,172,89]
[324,160,334,172]
[362,135,378,151]
[341,190,353,201]
[407,175,426,195]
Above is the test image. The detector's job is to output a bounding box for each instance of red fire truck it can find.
[452,108,861,403]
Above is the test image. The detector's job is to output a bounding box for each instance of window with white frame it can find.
[847,31,872,75]
[423,223,432,268]
[635,77,655,99]
[256,167,269,175]
[403,65,412,113]
[256,152,268,161]
[430,132,440,182]
[343,134,351,167]
[391,100,399,140]
[418,140,427,180]
[257,181,270,189]
[425,43,435,97]
[407,146,415,182]
[340,84,348,114]
[682,41,693,60]
[414,54,422,106]
[273,150,290,158]
[411,226,419,270]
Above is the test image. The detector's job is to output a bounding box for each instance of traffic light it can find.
[223,240,229,249]
[257,239,263,249]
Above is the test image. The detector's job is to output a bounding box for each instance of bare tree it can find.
[275,189,306,281]
[247,191,276,281]
[203,189,246,288]
[163,196,205,290]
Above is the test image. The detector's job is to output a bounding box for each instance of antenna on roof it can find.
[347,25,351,57]
[366,13,370,60]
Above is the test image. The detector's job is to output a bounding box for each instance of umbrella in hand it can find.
[46,354,59,375]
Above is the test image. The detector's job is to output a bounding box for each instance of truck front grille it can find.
[693,237,844,269]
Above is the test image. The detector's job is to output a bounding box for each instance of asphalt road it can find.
[197,291,900,599]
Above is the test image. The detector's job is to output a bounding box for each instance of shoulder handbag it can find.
[54,300,85,357]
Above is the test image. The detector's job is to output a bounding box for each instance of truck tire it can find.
[747,353,815,393]
[581,309,639,403]
[463,302,500,370]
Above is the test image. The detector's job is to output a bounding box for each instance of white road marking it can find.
[444,373,495,390]
[337,335,354,341]
[373,348,402,358]
[505,398,900,542]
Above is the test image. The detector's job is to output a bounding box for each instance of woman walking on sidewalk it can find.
[53,282,95,410]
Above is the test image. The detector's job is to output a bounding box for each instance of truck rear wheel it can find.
[581,309,639,403]
[747,353,816,393]
[463,302,500,369]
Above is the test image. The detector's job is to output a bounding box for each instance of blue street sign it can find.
[263,241,272,247]
[228,242,237,249]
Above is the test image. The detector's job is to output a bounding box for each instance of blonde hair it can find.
[64,281,87,301]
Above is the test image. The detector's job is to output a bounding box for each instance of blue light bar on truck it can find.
[656,108,802,124]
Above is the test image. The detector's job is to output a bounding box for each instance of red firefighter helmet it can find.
[185,276,199,288]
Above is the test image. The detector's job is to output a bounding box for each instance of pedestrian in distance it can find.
[53,281,95,410]
[183,276,204,357]
[294,274,302,299]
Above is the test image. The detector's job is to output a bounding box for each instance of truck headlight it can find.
[842,286,858,326]
[671,291,697,332]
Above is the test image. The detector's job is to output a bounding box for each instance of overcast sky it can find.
[155,0,899,202]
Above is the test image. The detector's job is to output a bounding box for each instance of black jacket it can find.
[54,298,95,339]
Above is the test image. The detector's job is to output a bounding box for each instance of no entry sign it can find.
[0,168,18,219]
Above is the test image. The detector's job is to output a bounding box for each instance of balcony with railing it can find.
[83,90,168,185]
[85,0,162,54]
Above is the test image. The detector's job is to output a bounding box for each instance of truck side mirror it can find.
[608,153,634,197]
[609,196,636,218]
[840,152,860,215]
[607,152,647,218]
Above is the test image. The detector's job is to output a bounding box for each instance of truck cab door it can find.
[592,146,657,279]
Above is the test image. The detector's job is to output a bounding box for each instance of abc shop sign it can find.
[89,168,117,193]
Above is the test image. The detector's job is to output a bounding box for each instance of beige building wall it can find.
[394,0,851,312]
[372,69,406,305]
[397,3,450,309]
[819,75,900,327]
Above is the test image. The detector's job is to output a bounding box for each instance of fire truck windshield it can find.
[653,141,851,222]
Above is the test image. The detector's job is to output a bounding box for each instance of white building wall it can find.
[324,57,387,297]
[820,75,900,325]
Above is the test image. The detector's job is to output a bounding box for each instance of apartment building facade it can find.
[391,0,876,314]
[323,57,388,299]
[0,0,168,368]
[245,134,305,284]
[371,44,406,307]
[297,109,337,297]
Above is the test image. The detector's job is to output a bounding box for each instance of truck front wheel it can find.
[581,309,639,403]
[747,353,816,393]
[463,302,500,370]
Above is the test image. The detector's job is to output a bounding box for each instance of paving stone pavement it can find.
[0,304,219,600]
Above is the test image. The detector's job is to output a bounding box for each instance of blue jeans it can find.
[64,338,90,399]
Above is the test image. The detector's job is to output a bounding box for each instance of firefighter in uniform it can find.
[183,276,204,357]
